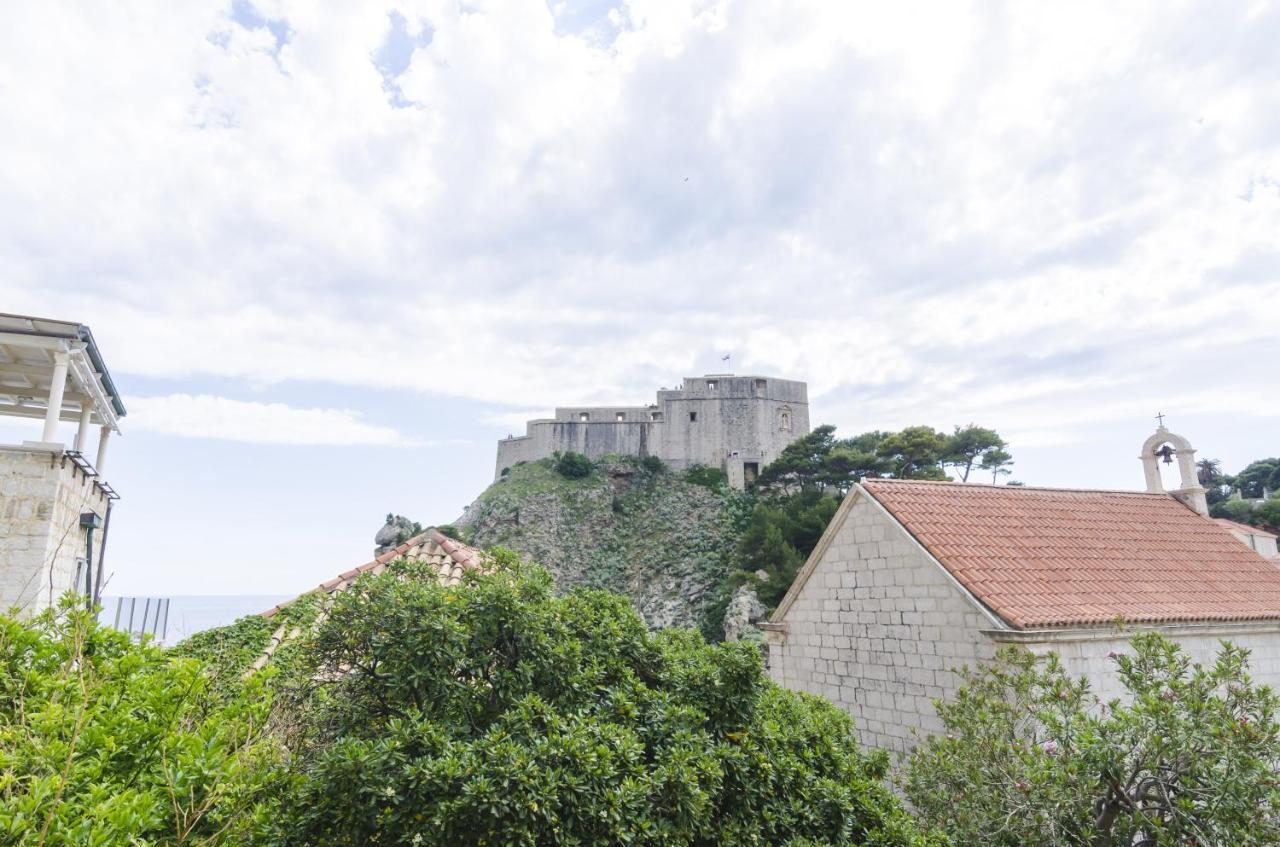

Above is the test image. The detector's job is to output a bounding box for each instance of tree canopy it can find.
[902,633,1280,846]
[275,554,934,847]
[736,423,1012,609]
[0,598,282,846]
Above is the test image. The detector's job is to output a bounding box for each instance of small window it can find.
[689,412,698,422]
[578,412,590,422]
[650,411,663,422]
[706,380,718,391]
[754,378,766,392]
[615,412,625,422]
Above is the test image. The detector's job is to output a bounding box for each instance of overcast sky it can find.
[2,0,1277,596]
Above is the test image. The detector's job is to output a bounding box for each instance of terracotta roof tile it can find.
[860,479,1280,630]
[261,528,488,618]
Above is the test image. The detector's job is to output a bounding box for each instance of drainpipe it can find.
[92,500,114,607]
[80,511,103,610]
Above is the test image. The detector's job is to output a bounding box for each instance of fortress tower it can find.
[495,374,809,489]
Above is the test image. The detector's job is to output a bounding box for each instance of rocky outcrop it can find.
[374,514,422,556]
[454,457,750,634]
[723,585,767,643]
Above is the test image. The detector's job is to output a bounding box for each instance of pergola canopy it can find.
[0,312,125,435]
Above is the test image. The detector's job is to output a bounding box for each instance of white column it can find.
[41,351,70,443]
[1140,453,1163,492]
[95,426,111,474]
[75,403,93,452]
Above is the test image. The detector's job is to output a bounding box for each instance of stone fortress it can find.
[495,374,809,489]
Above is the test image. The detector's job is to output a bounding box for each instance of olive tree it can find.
[902,633,1280,846]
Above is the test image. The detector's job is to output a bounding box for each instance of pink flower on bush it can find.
[1041,740,1059,755]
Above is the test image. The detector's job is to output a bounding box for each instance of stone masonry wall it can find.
[768,489,1280,753]
[0,447,108,614]
[1009,625,1280,704]
[766,492,996,752]
[495,375,810,487]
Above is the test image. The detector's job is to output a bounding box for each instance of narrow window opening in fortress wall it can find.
[754,378,766,394]
[689,412,698,422]
[579,412,589,422]
[615,412,625,421]
[650,411,662,422]
[707,380,718,391]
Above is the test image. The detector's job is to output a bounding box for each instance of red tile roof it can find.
[249,530,488,673]
[262,528,486,618]
[860,479,1280,630]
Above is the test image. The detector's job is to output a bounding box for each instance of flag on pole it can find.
[721,353,731,362]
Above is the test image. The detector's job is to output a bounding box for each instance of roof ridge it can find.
[261,528,484,618]
[861,478,1171,497]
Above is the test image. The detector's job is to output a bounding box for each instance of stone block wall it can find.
[767,489,1280,754]
[766,492,996,752]
[1007,625,1280,704]
[0,446,108,614]
[494,375,810,488]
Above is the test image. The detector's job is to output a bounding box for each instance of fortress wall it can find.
[492,375,810,486]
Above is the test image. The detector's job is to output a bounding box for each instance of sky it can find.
[1,0,1277,596]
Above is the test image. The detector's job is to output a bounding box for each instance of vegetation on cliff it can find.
[450,423,1013,639]
[458,455,752,638]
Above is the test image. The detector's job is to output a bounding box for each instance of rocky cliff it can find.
[452,457,755,636]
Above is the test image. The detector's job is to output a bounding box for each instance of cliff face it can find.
[455,457,752,634]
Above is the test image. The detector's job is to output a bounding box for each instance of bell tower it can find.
[1140,415,1208,516]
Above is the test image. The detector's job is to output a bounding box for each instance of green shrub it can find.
[902,633,1280,846]
[684,464,727,490]
[1212,498,1256,522]
[277,555,932,846]
[435,524,466,542]
[640,455,666,474]
[0,597,283,845]
[553,451,593,478]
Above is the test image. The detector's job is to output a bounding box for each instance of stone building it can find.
[1214,518,1278,559]
[762,425,1280,752]
[495,374,809,489]
[0,313,125,615]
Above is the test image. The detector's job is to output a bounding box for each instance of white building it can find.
[1215,518,1279,560]
[762,425,1280,752]
[0,313,124,615]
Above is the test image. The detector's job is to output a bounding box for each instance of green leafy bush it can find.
[553,450,593,478]
[902,633,1280,846]
[640,455,666,474]
[684,463,727,490]
[0,597,283,845]
[277,555,933,846]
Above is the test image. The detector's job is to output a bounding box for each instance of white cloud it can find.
[1,0,1277,449]
[124,394,418,446]
[480,409,555,432]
